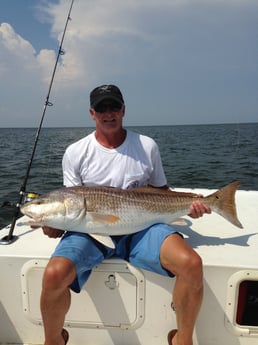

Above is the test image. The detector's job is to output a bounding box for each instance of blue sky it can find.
[0,0,58,52]
[0,0,257,127]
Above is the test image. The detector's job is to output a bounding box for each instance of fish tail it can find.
[207,181,243,228]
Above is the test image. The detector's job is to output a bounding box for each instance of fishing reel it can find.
[22,192,39,204]
[1,192,39,209]
[0,191,39,245]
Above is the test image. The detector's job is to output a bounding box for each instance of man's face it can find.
[90,99,125,132]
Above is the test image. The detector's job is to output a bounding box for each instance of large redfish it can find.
[20,181,243,248]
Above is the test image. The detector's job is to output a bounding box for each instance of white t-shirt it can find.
[62,130,167,189]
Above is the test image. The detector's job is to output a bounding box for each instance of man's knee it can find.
[43,257,76,290]
[182,251,203,285]
[172,248,202,275]
[185,250,202,271]
[171,250,203,293]
[160,234,203,285]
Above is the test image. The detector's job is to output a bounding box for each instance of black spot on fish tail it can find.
[205,181,243,229]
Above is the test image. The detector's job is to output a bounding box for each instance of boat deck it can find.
[0,187,258,345]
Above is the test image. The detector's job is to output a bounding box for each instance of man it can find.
[41,84,211,345]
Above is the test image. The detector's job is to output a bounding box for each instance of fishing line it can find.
[0,0,75,245]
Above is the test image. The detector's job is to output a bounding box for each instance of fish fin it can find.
[89,234,115,249]
[206,181,243,229]
[168,190,200,198]
[89,212,120,224]
[133,186,172,194]
[171,218,188,226]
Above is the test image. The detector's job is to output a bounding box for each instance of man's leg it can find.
[160,234,203,345]
[40,232,114,345]
[40,257,77,345]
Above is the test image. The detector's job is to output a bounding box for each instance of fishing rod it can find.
[0,0,75,245]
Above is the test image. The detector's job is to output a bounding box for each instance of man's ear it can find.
[89,108,95,119]
[121,105,125,117]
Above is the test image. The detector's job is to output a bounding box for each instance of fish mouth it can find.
[20,207,43,224]
[26,213,43,224]
[21,215,43,227]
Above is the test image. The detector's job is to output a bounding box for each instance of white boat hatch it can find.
[225,270,258,336]
[21,259,145,330]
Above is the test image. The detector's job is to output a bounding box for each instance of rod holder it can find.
[0,234,18,245]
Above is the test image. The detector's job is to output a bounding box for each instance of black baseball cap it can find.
[90,85,124,108]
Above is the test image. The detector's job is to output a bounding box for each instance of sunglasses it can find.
[94,102,123,113]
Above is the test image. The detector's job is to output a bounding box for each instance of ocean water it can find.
[0,123,257,228]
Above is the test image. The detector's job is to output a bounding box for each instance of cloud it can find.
[0,23,35,56]
[43,0,258,86]
[0,0,257,127]
[0,22,56,126]
[0,22,37,80]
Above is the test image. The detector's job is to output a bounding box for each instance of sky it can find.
[0,0,257,127]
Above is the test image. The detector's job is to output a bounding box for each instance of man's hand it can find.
[42,226,65,238]
[188,196,211,219]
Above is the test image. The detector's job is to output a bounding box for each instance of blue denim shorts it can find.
[52,223,180,292]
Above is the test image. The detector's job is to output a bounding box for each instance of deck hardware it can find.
[105,274,118,289]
